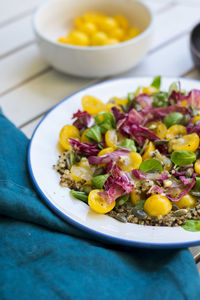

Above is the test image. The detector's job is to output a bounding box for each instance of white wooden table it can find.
[1,0,200,272]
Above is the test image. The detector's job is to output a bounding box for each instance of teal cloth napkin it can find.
[0,111,200,300]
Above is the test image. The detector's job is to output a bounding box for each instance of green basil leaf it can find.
[135,200,145,210]
[70,190,88,203]
[95,112,116,134]
[91,174,110,189]
[164,112,183,128]
[171,151,196,167]
[151,76,161,89]
[127,92,135,104]
[152,92,168,108]
[116,194,130,207]
[139,159,162,172]
[193,177,200,191]
[168,82,179,94]
[121,139,136,152]
[85,124,102,142]
[182,220,200,232]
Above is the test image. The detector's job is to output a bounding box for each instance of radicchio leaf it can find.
[88,150,129,165]
[69,139,100,156]
[72,110,94,130]
[129,94,152,110]
[132,169,147,180]
[166,174,196,201]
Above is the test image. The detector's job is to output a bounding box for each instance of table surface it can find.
[1,0,200,271]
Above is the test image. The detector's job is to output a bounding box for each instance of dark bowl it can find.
[190,23,200,69]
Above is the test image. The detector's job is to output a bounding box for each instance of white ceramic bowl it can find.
[33,0,153,78]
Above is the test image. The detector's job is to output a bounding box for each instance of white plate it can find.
[28,77,200,248]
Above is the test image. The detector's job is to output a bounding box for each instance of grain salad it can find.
[54,76,200,231]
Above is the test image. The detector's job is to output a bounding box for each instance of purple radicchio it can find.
[169,89,200,109]
[72,110,94,130]
[88,150,129,165]
[130,124,159,145]
[69,139,100,156]
[166,174,196,202]
[129,94,152,110]
[98,161,134,204]
[132,169,147,180]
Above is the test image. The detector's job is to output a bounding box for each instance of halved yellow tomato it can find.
[118,152,142,172]
[81,95,105,115]
[59,125,80,150]
[88,189,116,213]
[169,133,199,152]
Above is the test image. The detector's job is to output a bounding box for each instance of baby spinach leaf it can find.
[171,151,196,167]
[151,75,161,89]
[70,190,88,203]
[135,200,146,210]
[152,92,168,108]
[85,124,102,142]
[139,159,162,172]
[182,220,200,232]
[91,174,110,189]
[127,92,135,104]
[164,112,183,128]
[116,194,130,207]
[95,112,116,134]
[121,139,136,152]
[168,81,179,94]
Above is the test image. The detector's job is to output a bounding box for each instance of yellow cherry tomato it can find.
[144,195,172,216]
[83,12,102,23]
[67,30,89,46]
[91,31,108,46]
[127,27,140,39]
[109,97,128,106]
[80,128,90,143]
[114,14,129,30]
[194,159,200,174]
[109,27,125,41]
[142,142,155,161]
[59,125,80,150]
[81,95,105,115]
[169,133,199,152]
[98,147,114,157]
[176,193,196,209]
[105,129,125,148]
[166,125,187,140]
[70,158,93,182]
[142,86,158,95]
[147,122,167,139]
[80,22,97,36]
[88,189,116,214]
[118,152,142,172]
[98,17,118,33]
[74,16,84,30]
[104,38,119,45]
[192,115,200,124]
[131,189,144,206]
[104,103,123,112]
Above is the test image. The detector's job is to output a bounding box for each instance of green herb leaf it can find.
[152,92,168,108]
[168,82,179,94]
[164,112,183,128]
[121,139,136,152]
[91,174,110,189]
[151,76,161,89]
[171,151,196,167]
[135,200,146,210]
[85,124,102,142]
[95,112,116,134]
[193,177,200,191]
[182,220,200,232]
[127,92,135,104]
[116,194,130,207]
[70,190,88,203]
[139,159,162,172]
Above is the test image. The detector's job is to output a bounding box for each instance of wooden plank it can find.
[190,247,200,262]
[21,116,43,138]
[121,34,193,77]
[0,0,41,27]
[0,15,34,58]
[197,262,200,273]
[1,34,193,127]
[0,44,48,95]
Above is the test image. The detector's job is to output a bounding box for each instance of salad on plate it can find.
[54,76,200,231]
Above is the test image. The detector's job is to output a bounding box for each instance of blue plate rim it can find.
[27,76,200,249]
